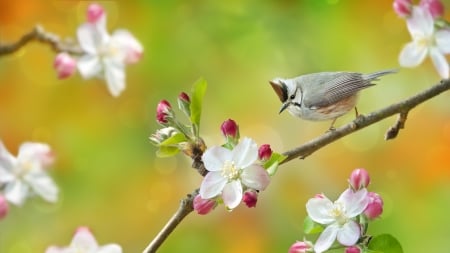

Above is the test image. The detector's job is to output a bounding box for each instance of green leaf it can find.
[264,152,287,176]
[160,132,187,146]
[303,216,324,234]
[368,234,403,253]
[189,78,207,135]
[156,146,180,158]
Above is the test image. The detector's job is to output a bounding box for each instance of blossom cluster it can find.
[394,0,450,79]
[0,141,58,220]
[289,169,384,253]
[54,3,143,97]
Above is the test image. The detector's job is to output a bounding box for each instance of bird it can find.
[269,69,397,130]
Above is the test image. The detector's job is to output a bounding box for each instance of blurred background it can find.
[1,0,450,252]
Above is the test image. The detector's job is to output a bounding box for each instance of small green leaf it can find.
[160,132,187,146]
[156,146,180,158]
[368,234,403,253]
[189,78,207,135]
[303,216,324,234]
[264,152,287,176]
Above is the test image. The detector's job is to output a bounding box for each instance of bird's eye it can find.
[290,94,295,99]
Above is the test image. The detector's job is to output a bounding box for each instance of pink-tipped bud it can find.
[349,168,370,190]
[220,119,239,139]
[177,92,191,116]
[258,144,272,161]
[420,0,445,19]
[87,3,105,23]
[393,0,413,18]
[193,195,216,215]
[178,92,190,103]
[314,193,326,199]
[156,100,172,124]
[345,246,361,253]
[364,192,384,219]
[53,53,76,79]
[0,195,9,220]
[242,190,258,208]
[288,240,313,253]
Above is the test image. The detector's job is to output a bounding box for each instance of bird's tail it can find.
[363,69,398,81]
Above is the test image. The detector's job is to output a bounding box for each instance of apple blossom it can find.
[242,190,258,208]
[306,188,369,253]
[199,137,270,209]
[364,192,384,219]
[156,100,173,124]
[348,168,370,190]
[87,3,105,24]
[420,0,445,19]
[54,52,77,79]
[0,194,9,220]
[193,194,217,215]
[0,141,58,206]
[45,226,122,253]
[220,119,239,139]
[393,0,413,18]
[288,240,313,253]
[399,6,450,79]
[258,144,272,161]
[76,4,143,97]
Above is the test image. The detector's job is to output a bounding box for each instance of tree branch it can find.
[0,25,84,56]
[142,79,450,252]
[281,79,450,163]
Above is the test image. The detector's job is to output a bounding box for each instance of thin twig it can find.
[142,79,450,252]
[142,190,197,253]
[0,25,83,56]
[385,111,409,140]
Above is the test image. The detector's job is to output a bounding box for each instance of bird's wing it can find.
[300,72,374,108]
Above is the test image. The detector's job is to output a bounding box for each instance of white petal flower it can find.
[199,137,270,209]
[306,189,369,253]
[46,227,122,253]
[0,141,58,206]
[399,6,450,79]
[76,10,142,97]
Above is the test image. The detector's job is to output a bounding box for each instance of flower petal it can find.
[0,141,16,172]
[338,188,368,218]
[306,196,335,224]
[70,228,99,250]
[77,23,104,54]
[25,171,59,203]
[97,244,123,253]
[112,29,143,64]
[104,58,126,97]
[337,220,360,246]
[430,48,449,79]
[399,42,428,67]
[4,180,29,206]
[17,142,53,169]
[232,137,258,169]
[241,164,270,191]
[314,223,339,253]
[77,54,102,79]
[436,30,450,54]
[199,171,227,199]
[222,180,243,209]
[202,146,232,172]
[406,6,434,38]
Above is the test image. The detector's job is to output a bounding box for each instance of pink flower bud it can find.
[393,0,413,18]
[420,0,445,19]
[87,3,105,23]
[345,246,361,253]
[156,100,172,124]
[242,190,258,208]
[193,195,216,215]
[220,119,239,139]
[314,193,326,199]
[364,192,383,219]
[178,92,190,103]
[289,240,313,253]
[349,168,370,190]
[53,53,76,79]
[258,144,272,161]
[0,195,9,220]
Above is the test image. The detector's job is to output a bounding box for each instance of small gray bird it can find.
[269,69,396,129]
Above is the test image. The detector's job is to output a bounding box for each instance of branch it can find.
[144,79,450,252]
[142,189,197,253]
[281,79,450,163]
[0,25,84,56]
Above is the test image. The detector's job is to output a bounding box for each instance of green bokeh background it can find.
[1,0,450,252]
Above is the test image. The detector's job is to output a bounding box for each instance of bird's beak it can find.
[279,102,290,114]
